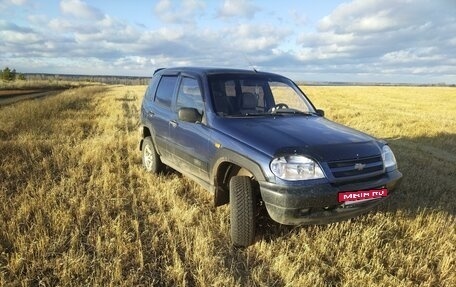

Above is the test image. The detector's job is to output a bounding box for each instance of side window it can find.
[176,77,204,115]
[155,75,178,107]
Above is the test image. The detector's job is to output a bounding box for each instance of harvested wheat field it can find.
[0,85,455,286]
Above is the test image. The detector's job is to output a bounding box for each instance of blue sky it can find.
[1,0,455,84]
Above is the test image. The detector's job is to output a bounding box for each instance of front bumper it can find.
[259,169,402,225]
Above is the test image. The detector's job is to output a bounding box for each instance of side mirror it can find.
[178,107,202,123]
[316,109,325,117]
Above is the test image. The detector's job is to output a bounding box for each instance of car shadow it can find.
[382,133,455,216]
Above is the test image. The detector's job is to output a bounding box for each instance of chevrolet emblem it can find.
[354,163,366,171]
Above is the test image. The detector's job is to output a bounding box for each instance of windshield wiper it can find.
[224,113,268,118]
[272,109,315,116]
[225,110,316,117]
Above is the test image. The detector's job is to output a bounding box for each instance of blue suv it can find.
[139,67,402,247]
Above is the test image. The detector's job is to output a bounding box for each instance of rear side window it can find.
[145,77,159,100]
[155,75,178,107]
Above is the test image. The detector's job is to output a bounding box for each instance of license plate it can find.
[338,188,388,204]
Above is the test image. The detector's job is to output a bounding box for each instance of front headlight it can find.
[270,155,325,181]
[382,145,397,169]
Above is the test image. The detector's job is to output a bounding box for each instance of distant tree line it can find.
[1,67,26,81]
[25,73,151,85]
[1,68,150,85]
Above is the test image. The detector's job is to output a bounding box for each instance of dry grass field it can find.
[0,85,455,286]
[0,79,103,93]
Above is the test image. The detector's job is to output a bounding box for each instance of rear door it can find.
[146,74,178,159]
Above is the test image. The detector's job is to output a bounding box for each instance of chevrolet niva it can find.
[139,67,402,247]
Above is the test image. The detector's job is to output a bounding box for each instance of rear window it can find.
[155,75,178,107]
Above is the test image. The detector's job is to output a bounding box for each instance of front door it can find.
[169,76,211,182]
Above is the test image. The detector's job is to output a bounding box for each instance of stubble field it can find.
[0,84,455,286]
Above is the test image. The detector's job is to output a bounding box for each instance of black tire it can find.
[141,137,163,173]
[230,176,256,247]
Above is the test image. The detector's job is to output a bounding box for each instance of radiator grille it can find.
[327,156,384,178]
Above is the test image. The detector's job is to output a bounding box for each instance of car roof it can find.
[153,66,284,78]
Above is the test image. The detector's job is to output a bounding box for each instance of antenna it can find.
[243,54,258,72]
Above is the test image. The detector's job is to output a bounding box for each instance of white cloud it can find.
[10,0,28,5]
[0,21,42,49]
[0,0,28,7]
[381,48,442,64]
[352,12,398,33]
[154,0,171,14]
[60,0,103,20]
[295,0,456,81]
[318,0,389,32]
[1,0,455,83]
[0,30,41,44]
[226,24,290,53]
[217,0,259,18]
[154,0,205,24]
[72,16,138,44]
[114,56,154,71]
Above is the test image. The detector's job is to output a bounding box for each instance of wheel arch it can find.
[212,149,266,207]
[139,126,152,151]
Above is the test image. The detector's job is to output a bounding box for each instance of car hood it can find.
[216,115,382,162]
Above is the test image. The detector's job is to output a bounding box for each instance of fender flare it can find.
[211,148,267,206]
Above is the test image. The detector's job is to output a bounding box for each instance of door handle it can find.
[169,120,178,128]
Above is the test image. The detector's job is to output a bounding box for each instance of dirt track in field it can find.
[0,89,64,106]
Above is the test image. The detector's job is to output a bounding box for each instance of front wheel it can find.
[142,137,163,174]
[230,176,256,247]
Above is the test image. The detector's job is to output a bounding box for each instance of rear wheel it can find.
[230,176,256,247]
[142,137,163,173]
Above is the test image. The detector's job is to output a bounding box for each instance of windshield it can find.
[208,74,315,116]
